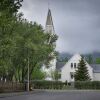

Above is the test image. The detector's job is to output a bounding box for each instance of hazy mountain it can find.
[58,52,100,63]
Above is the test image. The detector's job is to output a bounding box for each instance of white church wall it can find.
[61,54,81,82]
[61,54,93,82]
[42,58,57,80]
[41,8,57,81]
[45,25,55,34]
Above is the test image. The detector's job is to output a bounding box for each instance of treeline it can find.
[57,53,100,64]
[0,0,58,82]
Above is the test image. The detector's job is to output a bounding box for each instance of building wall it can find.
[45,25,55,34]
[42,9,56,81]
[61,54,93,82]
[93,73,100,81]
[42,58,57,80]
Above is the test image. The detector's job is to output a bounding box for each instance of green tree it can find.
[0,0,23,81]
[74,57,90,81]
[51,70,61,81]
[0,0,23,14]
[12,21,58,82]
[96,58,100,64]
[32,67,46,80]
[0,0,58,82]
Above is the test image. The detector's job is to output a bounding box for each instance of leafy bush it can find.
[31,80,64,89]
[75,81,100,89]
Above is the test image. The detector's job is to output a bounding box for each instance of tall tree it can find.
[11,20,58,82]
[74,57,90,81]
[96,58,100,64]
[32,66,46,80]
[0,0,23,81]
[0,0,58,82]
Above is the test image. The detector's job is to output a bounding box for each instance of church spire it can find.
[45,8,55,34]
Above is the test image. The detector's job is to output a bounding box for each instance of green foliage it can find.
[96,58,100,64]
[0,0,23,81]
[75,81,100,89]
[0,0,58,82]
[32,67,46,80]
[0,0,23,14]
[74,57,90,81]
[31,80,64,89]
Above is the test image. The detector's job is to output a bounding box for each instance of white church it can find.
[57,54,100,82]
[42,8,57,80]
[42,9,100,82]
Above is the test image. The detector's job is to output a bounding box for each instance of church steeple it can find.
[45,9,55,34]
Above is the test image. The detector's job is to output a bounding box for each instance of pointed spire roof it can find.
[45,8,55,34]
[46,9,54,26]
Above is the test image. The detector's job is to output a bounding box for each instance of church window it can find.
[70,72,74,79]
[71,63,73,68]
[71,74,74,79]
[74,63,76,68]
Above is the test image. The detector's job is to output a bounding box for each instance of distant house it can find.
[56,54,100,82]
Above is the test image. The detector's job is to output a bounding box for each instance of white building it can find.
[42,8,57,80]
[45,9,55,34]
[56,54,100,82]
[42,9,100,82]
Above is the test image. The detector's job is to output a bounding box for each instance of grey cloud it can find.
[20,0,100,54]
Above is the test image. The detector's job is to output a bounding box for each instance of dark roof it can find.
[90,64,100,73]
[56,62,66,71]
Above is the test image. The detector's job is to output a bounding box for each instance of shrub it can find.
[31,80,64,89]
[75,81,100,89]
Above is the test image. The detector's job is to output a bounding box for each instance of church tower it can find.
[42,8,57,81]
[45,9,55,34]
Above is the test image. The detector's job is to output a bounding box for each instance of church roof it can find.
[56,62,100,73]
[56,54,100,73]
[90,64,100,73]
[56,62,66,71]
[46,9,54,26]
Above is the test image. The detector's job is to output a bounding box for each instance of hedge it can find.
[75,81,100,89]
[30,80,64,89]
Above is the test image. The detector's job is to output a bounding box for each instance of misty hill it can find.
[58,52,100,63]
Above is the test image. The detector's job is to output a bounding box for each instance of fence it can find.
[2,81,100,92]
[0,82,26,93]
[0,81,65,92]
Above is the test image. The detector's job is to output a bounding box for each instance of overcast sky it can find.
[20,0,100,54]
